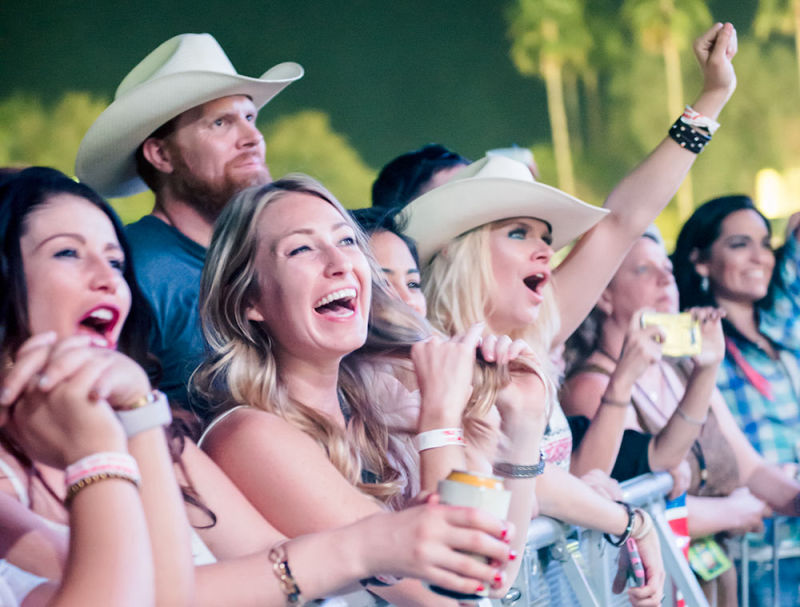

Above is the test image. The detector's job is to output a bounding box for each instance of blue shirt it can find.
[126,215,207,410]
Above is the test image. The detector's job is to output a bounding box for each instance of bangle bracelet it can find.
[268,541,304,605]
[674,406,707,426]
[493,449,546,479]
[414,428,464,452]
[115,390,172,438]
[631,508,654,540]
[604,501,635,547]
[600,395,631,407]
[360,574,404,587]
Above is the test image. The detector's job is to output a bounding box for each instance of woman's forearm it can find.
[649,365,716,471]
[128,428,195,607]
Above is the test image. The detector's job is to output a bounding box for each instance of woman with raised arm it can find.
[0,168,524,607]
[395,23,739,606]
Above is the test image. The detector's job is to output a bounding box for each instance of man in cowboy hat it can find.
[76,33,303,410]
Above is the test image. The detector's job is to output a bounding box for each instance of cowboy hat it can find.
[76,33,304,198]
[400,154,608,266]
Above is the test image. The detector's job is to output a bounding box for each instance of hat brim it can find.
[76,63,303,198]
[401,177,609,266]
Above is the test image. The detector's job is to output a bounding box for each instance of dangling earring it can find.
[700,275,709,293]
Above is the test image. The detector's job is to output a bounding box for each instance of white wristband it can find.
[115,390,172,438]
[413,428,465,452]
[681,105,720,135]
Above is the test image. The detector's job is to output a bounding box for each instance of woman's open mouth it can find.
[313,288,357,319]
[523,272,549,296]
[77,305,121,346]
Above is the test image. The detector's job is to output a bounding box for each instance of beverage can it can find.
[429,470,511,601]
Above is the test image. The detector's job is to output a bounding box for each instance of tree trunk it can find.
[794,0,800,96]
[662,31,694,220]
[542,55,576,194]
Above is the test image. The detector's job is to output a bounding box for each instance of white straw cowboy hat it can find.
[400,155,609,266]
[76,33,304,198]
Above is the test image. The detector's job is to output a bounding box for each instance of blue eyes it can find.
[408,281,422,290]
[288,237,356,257]
[508,227,553,246]
[53,249,125,272]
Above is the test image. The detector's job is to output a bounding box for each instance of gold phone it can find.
[640,312,701,357]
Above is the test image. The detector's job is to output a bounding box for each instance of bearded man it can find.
[76,33,303,410]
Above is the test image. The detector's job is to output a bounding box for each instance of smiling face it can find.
[246,192,372,363]
[369,230,427,317]
[486,217,553,333]
[20,193,132,347]
[602,237,679,323]
[696,209,775,304]
[163,95,270,219]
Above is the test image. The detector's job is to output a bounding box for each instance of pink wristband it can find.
[64,452,141,489]
[413,428,465,452]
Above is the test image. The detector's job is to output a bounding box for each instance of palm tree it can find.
[622,0,712,220]
[754,0,800,95]
[507,0,591,194]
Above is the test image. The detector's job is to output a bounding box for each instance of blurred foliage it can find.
[0,98,375,223]
[261,110,376,209]
[2,3,800,239]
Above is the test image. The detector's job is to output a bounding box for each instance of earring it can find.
[700,276,709,293]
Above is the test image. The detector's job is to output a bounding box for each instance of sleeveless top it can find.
[0,456,217,567]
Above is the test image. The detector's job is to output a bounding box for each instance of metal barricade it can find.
[496,472,711,607]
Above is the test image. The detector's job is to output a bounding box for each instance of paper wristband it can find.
[115,390,172,438]
[413,428,465,452]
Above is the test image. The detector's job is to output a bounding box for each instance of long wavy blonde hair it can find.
[194,175,430,504]
[423,223,559,420]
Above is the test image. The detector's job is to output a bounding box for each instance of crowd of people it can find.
[1,19,799,607]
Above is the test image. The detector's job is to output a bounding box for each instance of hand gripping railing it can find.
[496,471,710,607]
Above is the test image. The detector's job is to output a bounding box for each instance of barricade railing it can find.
[495,471,711,607]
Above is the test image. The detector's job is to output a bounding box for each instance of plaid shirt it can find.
[716,234,800,466]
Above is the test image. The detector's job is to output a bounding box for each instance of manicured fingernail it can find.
[509,549,518,561]
[493,572,503,587]
[475,584,485,593]
[500,525,509,541]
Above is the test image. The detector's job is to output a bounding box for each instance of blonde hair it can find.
[194,174,427,503]
[423,222,559,418]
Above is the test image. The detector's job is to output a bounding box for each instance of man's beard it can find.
[169,154,270,223]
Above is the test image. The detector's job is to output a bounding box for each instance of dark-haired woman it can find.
[672,195,800,606]
[0,167,528,607]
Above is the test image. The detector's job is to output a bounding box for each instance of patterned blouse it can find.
[716,234,800,466]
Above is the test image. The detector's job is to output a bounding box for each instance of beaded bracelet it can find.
[65,472,141,506]
[268,540,304,605]
[413,428,465,452]
[64,452,141,488]
[493,449,546,479]
[604,501,635,547]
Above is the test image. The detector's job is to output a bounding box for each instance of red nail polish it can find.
[509,549,518,561]
[475,584,485,593]
[500,526,509,541]
[493,573,503,585]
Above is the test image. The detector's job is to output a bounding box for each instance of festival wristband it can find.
[413,428,465,452]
